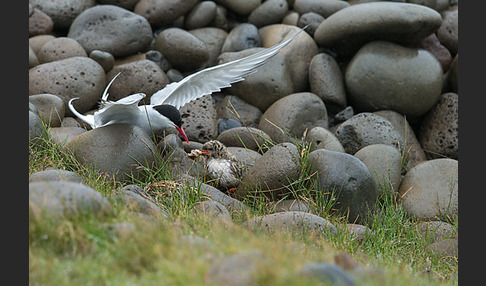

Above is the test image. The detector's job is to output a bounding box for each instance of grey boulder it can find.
[258,92,328,144]
[308,149,378,223]
[68,5,153,57]
[217,127,272,153]
[66,124,157,181]
[179,95,218,143]
[29,94,65,127]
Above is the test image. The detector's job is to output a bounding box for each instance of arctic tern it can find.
[68,28,305,144]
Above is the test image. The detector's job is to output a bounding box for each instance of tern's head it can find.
[153,104,189,144]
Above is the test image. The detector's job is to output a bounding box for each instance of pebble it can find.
[155,27,209,72]
[398,159,458,221]
[354,144,403,193]
[66,124,157,181]
[245,211,338,237]
[269,199,311,213]
[345,41,443,119]
[29,4,54,37]
[297,12,325,37]
[68,5,153,57]
[220,23,262,53]
[29,56,106,116]
[29,35,56,55]
[309,52,347,115]
[184,1,217,30]
[416,221,456,243]
[28,94,65,127]
[29,45,39,68]
[115,185,168,218]
[314,2,443,57]
[217,118,241,134]
[89,50,115,73]
[48,126,87,146]
[258,92,328,144]
[308,149,378,223]
[106,60,170,103]
[235,143,301,200]
[36,37,88,64]
[217,127,272,153]
[134,0,198,28]
[29,111,44,141]
[30,0,96,30]
[346,224,372,244]
[294,0,349,17]
[412,33,452,72]
[304,126,345,153]
[29,181,111,220]
[216,95,263,128]
[425,236,458,259]
[179,95,218,142]
[193,200,233,223]
[419,92,458,160]
[219,47,293,111]
[248,0,288,28]
[214,0,261,15]
[334,113,405,155]
[29,169,85,184]
[260,24,318,92]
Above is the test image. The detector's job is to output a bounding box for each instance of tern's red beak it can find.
[175,126,190,144]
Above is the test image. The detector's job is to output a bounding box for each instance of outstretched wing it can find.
[93,93,146,127]
[150,28,305,109]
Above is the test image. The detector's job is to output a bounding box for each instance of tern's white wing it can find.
[94,93,146,127]
[150,28,304,109]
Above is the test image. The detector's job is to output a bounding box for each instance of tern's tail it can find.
[68,98,95,128]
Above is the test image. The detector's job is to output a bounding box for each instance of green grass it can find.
[29,126,458,286]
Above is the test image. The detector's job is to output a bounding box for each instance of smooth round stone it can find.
[314,2,443,57]
[217,127,272,152]
[398,159,458,221]
[89,50,115,73]
[221,23,262,53]
[29,57,106,116]
[29,181,111,220]
[29,35,56,55]
[155,27,209,72]
[297,12,325,37]
[28,94,65,127]
[354,144,402,193]
[36,37,87,64]
[216,95,263,128]
[29,111,45,141]
[66,124,157,181]
[309,52,347,115]
[258,92,328,144]
[437,10,458,56]
[235,143,301,200]
[189,27,228,67]
[345,41,443,119]
[29,45,40,68]
[214,0,261,15]
[296,263,355,286]
[248,0,288,28]
[29,4,54,37]
[293,0,350,17]
[97,0,140,10]
[30,0,96,29]
[304,126,344,153]
[419,92,458,160]
[29,169,84,184]
[184,1,217,30]
[134,0,198,28]
[68,5,153,57]
[260,24,318,92]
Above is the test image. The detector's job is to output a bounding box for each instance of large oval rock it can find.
[66,124,157,181]
[29,57,106,116]
[28,94,65,127]
[217,127,272,153]
[155,27,209,72]
[398,159,458,221]
[334,113,405,155]
[354,144,403,194]
[29,181,111,220]
[245,211,337,237]
[260,24,318,92]
[221,23,262,53]
[258,92,328,144]
[29,4,54,37]
[29,169,84,184]
[219,48,293,112]
[309,53,347,115]
[314,2,443,57]
[68,5,153,57]
[105,60,170,103]
[36,37,87,64]
[189,27,228,68]
[304,126,344,153]
[30,0,96,30]
[419,93,458,160]
[345,41,443,119]
[235,143,301,200]
[248,0,288,28]
[308,149,378,223]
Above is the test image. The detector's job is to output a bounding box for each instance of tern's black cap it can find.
[153,104,183,127]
